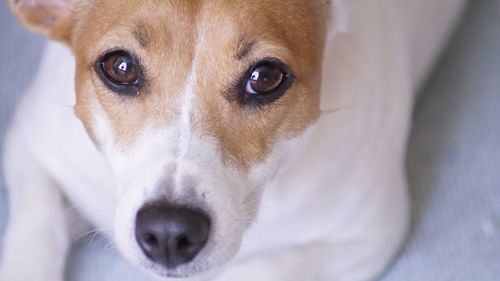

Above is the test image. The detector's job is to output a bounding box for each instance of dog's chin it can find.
[142,263,225,281]
[141,264,211,280]
[120,246,236,281]
[144,263,206,279]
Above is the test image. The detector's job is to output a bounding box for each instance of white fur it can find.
[1,0,467,281]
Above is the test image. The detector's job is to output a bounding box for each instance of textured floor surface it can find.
[1,1,499,280]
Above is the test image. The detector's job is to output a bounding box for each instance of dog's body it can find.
[1,0,466,280]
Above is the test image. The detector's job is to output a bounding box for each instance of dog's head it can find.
[10,0,345,278]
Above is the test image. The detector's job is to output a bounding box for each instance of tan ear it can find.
[8,0,75,43]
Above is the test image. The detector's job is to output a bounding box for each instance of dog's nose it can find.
[135,204,210,269]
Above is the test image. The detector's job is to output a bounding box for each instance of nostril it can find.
[135,204,211,269]
[177,235,191,251]
[144,233,159,248]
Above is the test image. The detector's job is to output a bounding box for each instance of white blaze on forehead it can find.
[175,4,210,187]
[177,49,197,159]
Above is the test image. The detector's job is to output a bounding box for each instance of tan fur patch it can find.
[69,0,327,170]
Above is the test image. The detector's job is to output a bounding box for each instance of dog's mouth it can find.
[113,181,252,280]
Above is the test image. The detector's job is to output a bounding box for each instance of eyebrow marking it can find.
[133,25,149,48]
[236,36,256,60]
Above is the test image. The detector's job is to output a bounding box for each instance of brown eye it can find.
[234,59,293,107]
[100,50,138,85]
[95,50,145,96]
[246,63,285,94]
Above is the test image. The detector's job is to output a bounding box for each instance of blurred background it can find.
[1,0,499,280]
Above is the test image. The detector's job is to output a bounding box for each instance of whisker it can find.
[30,96,74,110]
[81,231,99,246]
[76,226,111,242]
[320,106,348,116]
[77,229,100,243]
[103,241,118,254]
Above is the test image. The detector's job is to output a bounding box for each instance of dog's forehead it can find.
[75,0,326,51]
[73,0,326,170]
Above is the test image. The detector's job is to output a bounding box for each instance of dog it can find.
[1,0,467,280]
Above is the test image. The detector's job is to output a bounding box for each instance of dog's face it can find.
[10,0,330,278]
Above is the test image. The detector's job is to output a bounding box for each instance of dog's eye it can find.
[246,64,284,94]
[237,59,293,106]
[96,50,143,95]
[101,51,138,85]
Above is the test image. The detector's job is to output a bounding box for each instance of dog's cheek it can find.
[246,122,320,194]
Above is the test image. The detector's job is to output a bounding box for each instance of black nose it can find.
[135,204,211,269]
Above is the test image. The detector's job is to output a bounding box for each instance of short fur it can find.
[1,0,467,280]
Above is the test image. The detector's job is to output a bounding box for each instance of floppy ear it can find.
[8,0,75,43]
[327,0,349,40]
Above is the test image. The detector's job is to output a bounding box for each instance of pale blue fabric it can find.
[381,0,500,280]
[0,1,499,280]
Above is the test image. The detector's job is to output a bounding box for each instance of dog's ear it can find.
[327,0,349,40]
[8,0,75,43]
